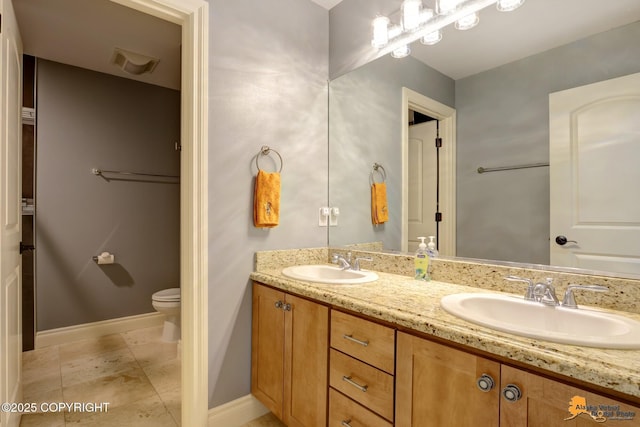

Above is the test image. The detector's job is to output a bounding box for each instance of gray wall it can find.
[207,0,329,406]
[36,60,180,330]
[329,55,454,250]
[455,21,640,264]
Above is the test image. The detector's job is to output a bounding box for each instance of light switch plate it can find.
[319,207,329,227]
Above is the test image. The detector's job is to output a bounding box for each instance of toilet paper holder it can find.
[93,251,115,265]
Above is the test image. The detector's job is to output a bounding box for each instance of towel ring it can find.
[255,146,283,173]
[370,162,386,184]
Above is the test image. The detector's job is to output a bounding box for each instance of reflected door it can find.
[408,120,438,253]
[549,72,640,275]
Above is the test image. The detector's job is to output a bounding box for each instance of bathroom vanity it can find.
[250,249,640,427]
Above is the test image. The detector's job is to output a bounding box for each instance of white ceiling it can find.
[12,0,640,88]
[13,0,181,90]
[408,0,640,79]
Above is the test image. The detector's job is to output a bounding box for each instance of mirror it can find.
[328,1,640,278]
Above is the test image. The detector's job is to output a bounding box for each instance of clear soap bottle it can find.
[414,237,430,281]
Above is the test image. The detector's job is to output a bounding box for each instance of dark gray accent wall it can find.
[329,54,454,250]
[455,21,640,264]
[207,0,329,407]
[36,60,180,331]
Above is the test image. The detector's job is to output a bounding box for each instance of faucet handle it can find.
[352,256,373,271]
[505,275,535,301]
[562,284,608,308]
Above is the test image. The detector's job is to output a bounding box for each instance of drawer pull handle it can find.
[343,334,369,347]
[341,419,353,427]
[343,375,368,392]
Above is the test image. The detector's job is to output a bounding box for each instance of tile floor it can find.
[19,326,180,427]
[240,413,286,427]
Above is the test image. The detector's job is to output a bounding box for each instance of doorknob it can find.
[555,235,577,246]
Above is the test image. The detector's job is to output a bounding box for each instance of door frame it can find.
[111,0,209,425]
[401,87,456,255]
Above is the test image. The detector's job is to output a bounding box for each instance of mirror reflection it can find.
[328,2,640,277]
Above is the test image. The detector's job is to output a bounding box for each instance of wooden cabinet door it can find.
[396,332,500,427]
[500,365,640,427]
[251,284,285,419]
[284,293,329,427]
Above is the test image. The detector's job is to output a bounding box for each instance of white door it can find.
[408,120,438,253]
[550,72,640,275]
[0,0,24,425]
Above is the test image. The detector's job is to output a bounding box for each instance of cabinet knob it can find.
[502,384,522,402]
[283,303,292,311]
[476,374,495,392]
[274,300,283,309]
[341,420,353,427]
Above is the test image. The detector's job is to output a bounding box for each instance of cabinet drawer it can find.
[331,310,395,374]
[329,388,392,427]
[330,349,394,421]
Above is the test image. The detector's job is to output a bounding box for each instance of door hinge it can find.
[435,137,442,148]
[20,242,35,254]
[435,212,442,222]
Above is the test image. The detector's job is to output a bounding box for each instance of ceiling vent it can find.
[111,48,160,76]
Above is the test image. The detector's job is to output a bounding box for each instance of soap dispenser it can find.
[414,237,430,281]
[426,236,439,258]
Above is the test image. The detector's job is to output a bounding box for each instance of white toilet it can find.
[152,288,181,342]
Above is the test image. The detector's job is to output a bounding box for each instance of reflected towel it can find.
[371,182,388,225]
[254,170,281,228]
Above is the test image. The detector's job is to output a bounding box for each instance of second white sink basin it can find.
[282,265,378,284]
[440,293,640,349]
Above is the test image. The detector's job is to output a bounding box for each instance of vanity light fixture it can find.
[372,0,525,57]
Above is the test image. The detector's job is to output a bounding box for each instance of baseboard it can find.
[208,394,269,427]
[35,312,165,349]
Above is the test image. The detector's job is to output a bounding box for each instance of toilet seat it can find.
[152,288,181,302]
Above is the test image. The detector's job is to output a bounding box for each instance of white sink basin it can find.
[440,293,640,349]
[282,265,378,284]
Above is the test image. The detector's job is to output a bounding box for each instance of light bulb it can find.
[455,12,479,30]
[391,45,411,58]
[436,0,460,15]
[497,0,525,12]
[402,0,423,31]
[371,16,390,48]
[421,30,442,45]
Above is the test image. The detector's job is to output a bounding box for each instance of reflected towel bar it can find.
[92,168,179,179]
[477,162,549,174]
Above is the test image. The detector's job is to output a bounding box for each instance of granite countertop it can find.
[250,267,640,402]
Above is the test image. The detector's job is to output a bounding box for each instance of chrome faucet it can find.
[332,253,351,270]
[561,284,608,308]
[332,252,373,271]
[533,278,560,306]
[505,276,559,305]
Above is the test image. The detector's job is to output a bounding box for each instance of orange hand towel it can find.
[254,170,281,228]
[371,182,389,225]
